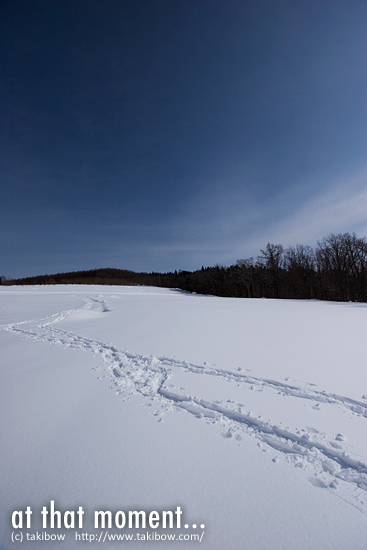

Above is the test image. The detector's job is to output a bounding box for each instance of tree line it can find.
[3,233,366,302]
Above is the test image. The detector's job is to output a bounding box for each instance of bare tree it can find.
[236,258,255,297]
[258,243,284,298]
[316,233,367,301]
[284,245,316,298]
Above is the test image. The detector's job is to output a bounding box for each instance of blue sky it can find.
[1,0,366,278]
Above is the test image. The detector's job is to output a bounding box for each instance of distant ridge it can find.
[7,268,156,287]
[3,233,367,303]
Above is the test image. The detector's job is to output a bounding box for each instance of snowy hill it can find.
[1,285,366,549]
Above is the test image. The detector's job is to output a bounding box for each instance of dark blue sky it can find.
[1,0,366,278]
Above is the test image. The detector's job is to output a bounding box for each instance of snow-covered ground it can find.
[1,285,366,549]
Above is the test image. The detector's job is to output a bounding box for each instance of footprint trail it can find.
[1,301,366,514]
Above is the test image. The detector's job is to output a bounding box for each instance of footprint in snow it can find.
[309,477,328,489]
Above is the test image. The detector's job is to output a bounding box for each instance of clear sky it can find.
[1,0,366,278]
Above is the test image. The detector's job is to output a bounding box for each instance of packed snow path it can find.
[1,292,366,516]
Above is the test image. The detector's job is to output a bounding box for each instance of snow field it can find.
[0,285,366,549]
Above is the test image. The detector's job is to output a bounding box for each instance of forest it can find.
[3,233,366,303]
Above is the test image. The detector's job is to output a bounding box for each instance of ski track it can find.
[1,300,366,513]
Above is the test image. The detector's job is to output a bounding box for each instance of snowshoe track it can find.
[1,305,366,513]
